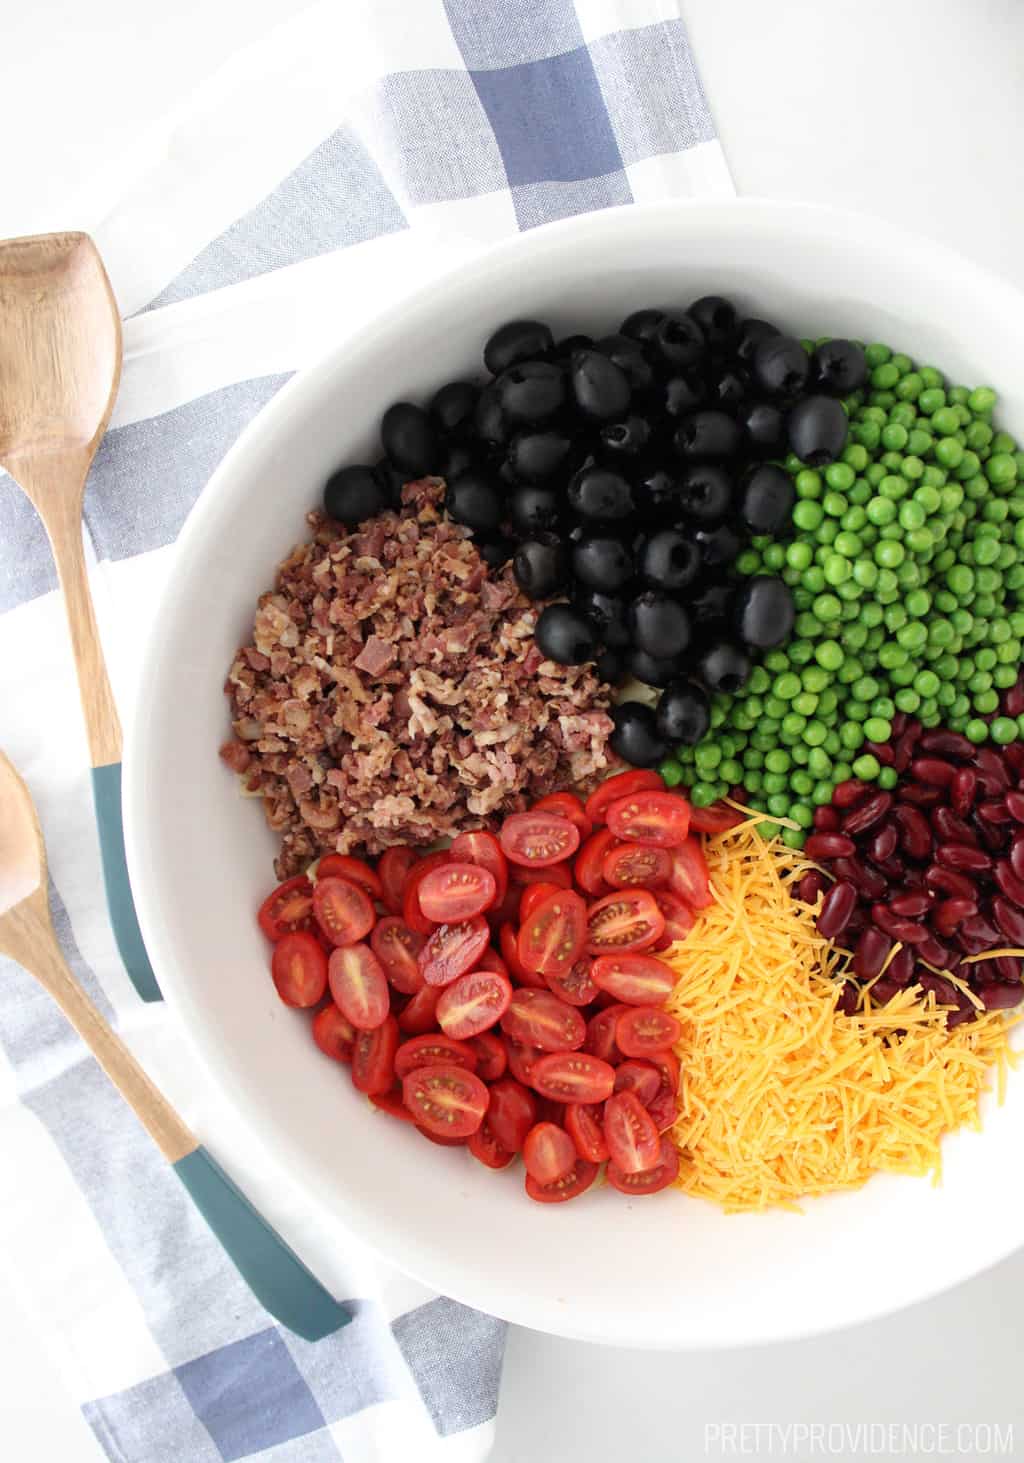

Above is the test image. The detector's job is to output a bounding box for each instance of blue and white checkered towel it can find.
[0,3,732,1458]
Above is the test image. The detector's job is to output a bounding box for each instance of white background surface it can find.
[2,1,1024,1459]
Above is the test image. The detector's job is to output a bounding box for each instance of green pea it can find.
[987,453,1017,487]
[792,692,819,717]
[795,468,822,498]
[914,669,940,698]
[812,593,843,622]
[898,499,926,531]
[793,501,824,532]
[823,554,851,586]
[691,781,724,807]
[863,716,892,742]
[969,386,997,413]
[975,690,999,714]
[874,540,905,569]
[814,640,843,671]
[852,754,881,780]
[894,688,921,713]
[786,541,813,571]
[660,760,684,787]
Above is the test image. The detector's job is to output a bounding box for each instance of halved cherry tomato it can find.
[529,1051,615,1103]
[487,1077,537,1151]
[584,1003,630,1064]
[525,1157,598,1203]
[437,970,513,1039]
[416,1127,466,1147]
[370,917,425,994]
[532,791,593,841]
[523,1121,576,1184]
[650,889,696,949]
[315,854,383,901]
[378,845,418,915]
[607,1135,679,1194]
[517,889,587,978]
[646,1050,681,1132]
[505,1037,542,1085]
[258,875,314,941]
[499,811,580,868]
[584,769,664,826]
[397,984,441,1035]
[602,841,672,889]
[328,943,389,1029]
[510,860,574,890]
[312,1003,356,1062]
[394,1033,478,1080]
[564,1102,609,1163]
[501,989,586,1052]
[586,891,665,954]
[544,956,598,1008]
[419,915,490,987]
[687,800,746,834]
[270,931,328,1007]
[667,837,713,910]
[402,1063,489,1138]
[606,790,691,848]
[574,827,619,897]
[351,1015,399,1094]
[499,922,546,988]
[616,1005,682,1057]
[591,953,676,1005]
[449,830,508,909]
[519,882,562,921]
[402,851,452,935]
[467,1030,507,1082]
[468,1121,515,1169]
[613,1059,662,1106]
[370,1088,415,1122]
[604,1090,660,1173]
[314,876,376,947]
[418,862,497,923]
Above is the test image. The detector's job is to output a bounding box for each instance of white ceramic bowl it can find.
[125,200,1024,1348]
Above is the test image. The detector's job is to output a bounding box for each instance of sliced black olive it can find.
[733,317,781,366]
[609,702,670,767]
[639,530,701,592]
[687,295,738,352]
[509,485,561,538]
[697,639,751,694]
[656,679,710,745]
[619,308,665,344]
[751,335,810,398]
[555,333,594,358]
[535,602,598,665]
[734,575,796,649]
[662,375,706,418]
[572,533,634,591]
[591,334,655,394]
[813,338,868,396]
[653,312,706,370]
[494,360,565,428]
[567,464,635,521]
[513,534,567,599]
[628,592,691,659]
[575,587,630,648]
[626,647,684,690]
[446,472,503,534]
[710,367,748,411]
[787,394,849,466]
[694,522,745,571]
[570,349,632,421]
[484,319,554,375]
[324,465,387,526]
[381,402,437,475]
[429,381,478,439]
[739,463,796,535]
[599,414,651,459]
[505,429,574,484]
[474,383,508,446]
[673,410,742,462]
[677,463,733,523]
[740,400,786,456]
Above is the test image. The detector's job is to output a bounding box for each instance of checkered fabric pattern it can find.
[0,2,732,1459]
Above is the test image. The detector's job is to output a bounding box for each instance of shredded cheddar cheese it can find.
[663,820,1019,1213]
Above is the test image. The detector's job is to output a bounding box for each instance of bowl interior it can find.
[125,201,1024,1347]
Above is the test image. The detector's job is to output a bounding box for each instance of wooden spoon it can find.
[0,748,350,1342]
[0,231,158,1000]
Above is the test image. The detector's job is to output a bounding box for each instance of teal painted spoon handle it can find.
[92,763,162,1002]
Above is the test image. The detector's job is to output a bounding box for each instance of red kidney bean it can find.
[832,779,870,809]
[796,870,828,905]
[817,881,858,939]
[993,860,1024,908]
[1002,743,1024,777]
[934,842,993,874]
[911,757,956,787]
[833,857,886,901]
[1004,791,1024,824]
[892,804,932,860]
[845,908,869,939]
[931,897,978,937]
[870,976,901,1005]
[898,782,944,807]
[931,807,979,847]
[1004,678,1024,719]
[1010,833,1024,882]
[867,823,898,862]
[961,912,1001,946]
[916,932,957,969]
[992,896,1024,945]
[889,890,931,917]
[812,805,841,832]
[887,946,917,986]
[969,958,998,984]
[872,855,907,882]
[842,791,894,837]
[919,730,973,760]
[978,982,1024,1010]
[835,981,860,1016]
[973,817,1009,855]
[950,768,978,818]
[864,740,896,767]
[872,904,928,944]
[978,798,1013,824]
[804,833,856,860]
[893,723,923,773]
[918,972,958,1006]
[973,746,1009,796]
[996,954,1022,982]
[853,926,893,980]
[924,865,974,900]
[891,711,909,738]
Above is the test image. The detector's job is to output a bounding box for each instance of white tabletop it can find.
[3,2,1024,1459]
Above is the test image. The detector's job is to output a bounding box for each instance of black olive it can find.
[694,522,745,571]
[567,464,635,521]
[474,383,508,446]
[479,536,514,569]
[572,533,634,591]
[324,465,388,526]
[653,312,706,370]
[619,308,665,344]
[674,410,742,462]
[710,367,748,411]
[505,429,574,484]
[596,646,628,686]
[509,485,561,538]
[740,400,786,456]
[626,647,683,690]
[690,580,735,627]
[380,402,437,475]
[697,639,751,694]
[813,338,868,396]
[656,679,710,745]
[639,529,701,592]
[484,319,554,375]
[734,575,796,649]
[513,534,567,599]
[494,360,565,428]
[629,591,691,659]
[592,335,655,394]
[751,335,810,398]
[535,602,599,665]
[787,394,849,466]
[739,463,796,535]
[599,414,651,459]
[373,457,406,508]
[446,472,503,534]
[429,381,478,439]
[441,442,477,482]
[733,317,781,366]
[677,463,733,523]
[663,375,706,418]
[575,587,630,648]
[610,702,670,768]
[570,349,632,421]
[687,295,738,352]
[555,333,594,359]
[636,467,682,518]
